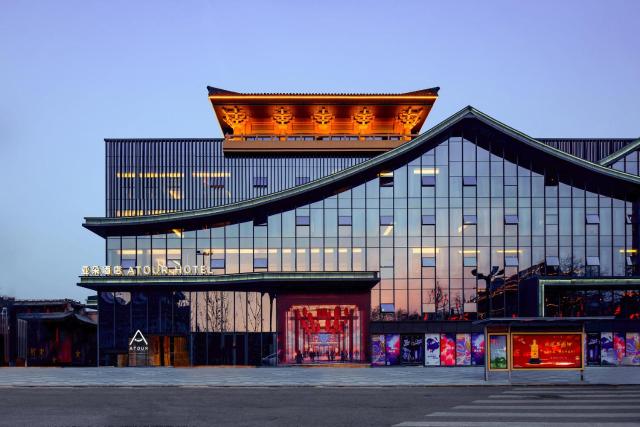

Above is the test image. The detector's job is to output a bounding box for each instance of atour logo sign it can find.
[129,330,149,353]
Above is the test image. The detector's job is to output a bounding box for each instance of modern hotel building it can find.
[80,86,640,367]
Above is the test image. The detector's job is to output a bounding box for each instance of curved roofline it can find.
[84,106,640,237]
[207,86,440,97]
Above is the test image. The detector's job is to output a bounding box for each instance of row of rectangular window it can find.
[119,253,630,271]
[287,214,614,227]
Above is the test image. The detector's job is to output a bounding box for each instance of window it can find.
[505,256,519,267]
[463,215,477,225]
[545,256,560,267]
[121,259,135,268]
[254,176,268,187]
[463,176,477,186]
[504,215,519,225]
[380,303,395,313]
[422,257,436,267]
[380,216,394,226]
[421,215,436,225]
[209,177,225,188]
[586,256,600,266]
[379,172,394,187]
[338,216,352,226]
[295,176,310,186]
[463,257,477,267]
[296,215,310,226]
[210,258,225,269]
[585,214,600,224]
[254,258,268,269]
[421,176,436,186]
[167,259,181,268]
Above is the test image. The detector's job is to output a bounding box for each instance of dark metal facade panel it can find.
[537,138,637,163]
[105,138,373,218]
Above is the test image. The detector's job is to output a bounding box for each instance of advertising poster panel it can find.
[424,334,440,366]
[586,333,601,366]
[601,332,616,365]
[385,334,401,366]
[371,334,386,366]
[511,333,582,369]
[455,334,471,366]
[401,335,424,365]
[614,332,626,365]
[471,333,485,366]
[626,333,640,366]
[440,333,455,366]
[489,334,508,370]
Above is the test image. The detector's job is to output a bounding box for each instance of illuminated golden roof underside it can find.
[208,86,439,153]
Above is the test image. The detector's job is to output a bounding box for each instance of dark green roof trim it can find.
[539,277,640,287]
[598,138,640,166]
[77,271,379,293]
[84,106,640,237]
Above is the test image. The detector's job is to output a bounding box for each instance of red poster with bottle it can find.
[511,333,583,369]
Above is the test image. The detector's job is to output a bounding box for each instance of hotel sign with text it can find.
[81,263,219,277]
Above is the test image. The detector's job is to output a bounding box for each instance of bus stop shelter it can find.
[474,317,614,381]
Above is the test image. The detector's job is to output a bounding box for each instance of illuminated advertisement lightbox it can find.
[601,332,616,365]
[586,333,601,366]
[424,334,440,366]
[488,334,508,370]
[455,334,471,366]
[471,333,485,366]
[371,334,386,366]
[385,334,401,366]
[440,333,455,366]
[626,333,640,366]
[511,333,583,370]
[614,332,626,365]
[401,335,423,365]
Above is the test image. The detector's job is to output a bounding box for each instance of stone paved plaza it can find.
[0,366,638,387]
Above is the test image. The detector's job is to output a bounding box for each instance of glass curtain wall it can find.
[105,137,636,323]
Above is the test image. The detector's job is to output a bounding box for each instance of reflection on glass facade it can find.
[98,290,275,366]
[104,137,636,322]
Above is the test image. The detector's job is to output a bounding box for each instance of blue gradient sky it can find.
[1,0,638,300]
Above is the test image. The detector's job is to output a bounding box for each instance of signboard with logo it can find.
[128,330,149,367]
[511,333,583,370]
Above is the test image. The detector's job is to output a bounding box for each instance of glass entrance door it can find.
[285,304,362,363]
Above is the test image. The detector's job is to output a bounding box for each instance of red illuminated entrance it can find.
[277,292,370,364]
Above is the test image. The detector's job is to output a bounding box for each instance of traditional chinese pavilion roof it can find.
[207,86,440,153]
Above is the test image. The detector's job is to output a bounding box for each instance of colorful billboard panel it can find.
[401,335,423,364]
[489,334,508,370]
[614,332,626,365]
[440,333,455,366]
[456,334,471,366]
[385,334,401,366]
[586,333,601,366]
[601,332,616,365]
[424,334,440,366]
[626,333,640,366]
[371,334,386,366]
[471,333,485,366]
[511,333,582,369]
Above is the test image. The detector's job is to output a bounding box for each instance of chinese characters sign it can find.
[511,333,583,369]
